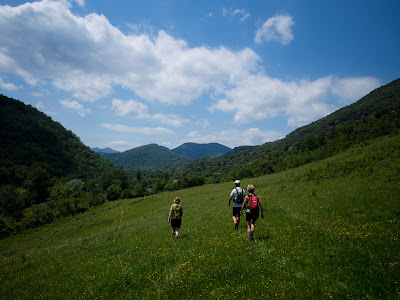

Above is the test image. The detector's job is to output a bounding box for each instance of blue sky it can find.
[0,0,399,151]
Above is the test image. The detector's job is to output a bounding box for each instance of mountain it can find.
[174,78,400,181]
[0,95,114,180]
[91,147,120,154]
[283,77,400,144]
[0,95,130,237]
[102,144,192,171]
[171,142,231,159]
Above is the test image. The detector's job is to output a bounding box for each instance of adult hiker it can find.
[241,184,264,242]
[228,180,246,230]
[168,196,183,240]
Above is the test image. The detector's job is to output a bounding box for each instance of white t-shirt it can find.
[230,187,245,208]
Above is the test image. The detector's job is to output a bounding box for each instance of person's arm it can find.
[228,195,233,206]
[168,209,172,223]
[240,196,249,215]
[259,199,264,219]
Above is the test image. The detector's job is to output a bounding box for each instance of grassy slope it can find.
[0,134,399,299]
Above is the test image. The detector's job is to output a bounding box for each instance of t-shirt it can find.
[230,187,246,208]
[170,203,183,219]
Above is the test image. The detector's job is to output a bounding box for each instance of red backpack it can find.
[248,194,259,212]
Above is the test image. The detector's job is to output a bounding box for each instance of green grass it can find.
[1,134,400,299]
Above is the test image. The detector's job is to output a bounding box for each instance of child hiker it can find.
[241,185,264,242]
[168,197,183,240]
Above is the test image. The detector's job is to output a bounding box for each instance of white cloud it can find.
[223,8,250,22]
[36,101,45,110]
[211,75,380,128]
[331,77,380,103]
[0,77,18,91]
[111,98,189,127]
[255,13,295,45]
[0,1,258,104]
[72,0,85,7]
[186,128,283,148]
[0,2,381,132]
[59,99,91,116]
[101,123,175,135]
[106,140,136,152]
[112,98,148,116]
[188,131,200,137]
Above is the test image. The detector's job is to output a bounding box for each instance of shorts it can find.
[232,207,241,217]
[246,210,259,222]
[171,218,181,228]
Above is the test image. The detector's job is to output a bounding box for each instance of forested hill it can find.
[284,77,400,144]
[171,142,231,159]
[174,78,400,182]
[0,95,130,237]
[103,144,192,171]
[0,95,115,179]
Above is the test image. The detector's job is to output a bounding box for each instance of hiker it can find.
[228,180,246,230]
[241,184,264,241]
[168,196,183,240]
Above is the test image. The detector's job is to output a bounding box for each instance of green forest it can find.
[0,78,399,238]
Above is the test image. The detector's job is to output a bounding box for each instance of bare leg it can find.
[175,228,180,239]
[232,215,240,229]
[247,221,255,241]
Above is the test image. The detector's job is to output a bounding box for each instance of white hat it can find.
[234,180,240,185]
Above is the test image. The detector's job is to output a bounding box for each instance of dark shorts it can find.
[171,218,181,228]
[246,210,259,222]
[232,207,241,217]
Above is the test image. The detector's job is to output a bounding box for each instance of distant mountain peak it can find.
[91,147,120,154]
[172,142,231,159]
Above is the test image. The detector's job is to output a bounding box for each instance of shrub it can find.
[106,184,122,201]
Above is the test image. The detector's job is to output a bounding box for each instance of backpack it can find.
[172,204,182,219]
[248,194,259,212]
[234,187,245,204]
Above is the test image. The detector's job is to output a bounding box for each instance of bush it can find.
[106,184,122,201]
[0,216,16,239]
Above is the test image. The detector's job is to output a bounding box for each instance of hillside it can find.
[0,95,131,236]
[175,78,400,182]
[0,95,119,181]
[1,132,399,299]
[103,143,192,171]
[171,142,231,159]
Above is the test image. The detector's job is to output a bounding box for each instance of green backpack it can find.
[172,204,182,219]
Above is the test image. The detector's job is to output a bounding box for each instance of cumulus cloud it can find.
[211,75,380,128]
[111,98,189,127]
[101,124,175,135]
[255,13,295,45]
[59,99,91,116]
[0,1,258,104]
[0,1,381,132]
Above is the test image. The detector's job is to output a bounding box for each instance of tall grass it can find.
[1,134,399,299]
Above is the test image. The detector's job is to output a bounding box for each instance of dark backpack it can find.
[234,187,244,204]
[248,194,259,212]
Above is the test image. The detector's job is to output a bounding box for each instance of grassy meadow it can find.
[1,134,399,299]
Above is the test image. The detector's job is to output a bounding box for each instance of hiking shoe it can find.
[234,223,239,230]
